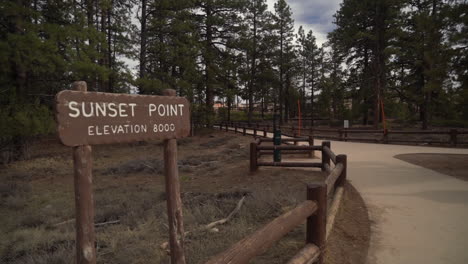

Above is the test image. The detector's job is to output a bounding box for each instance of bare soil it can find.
[325,183,371,264]
[0,129,370,263]
[394,153,468,181]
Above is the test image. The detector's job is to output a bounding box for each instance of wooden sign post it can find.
[56,82,190,264]
[72,81,96,264]
[163,89,186,264]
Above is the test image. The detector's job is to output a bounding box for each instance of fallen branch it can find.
[160,195,247,251]
[53,219,74,226]
[141,162,158,172]
[94,220,120,227]
[201,195,246,231]
[53,219,120,227]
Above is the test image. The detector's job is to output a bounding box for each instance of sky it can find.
[266,0,342,46]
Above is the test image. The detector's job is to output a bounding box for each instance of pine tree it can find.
[330,0,403,127]
[273,0,295,124]
[0,0,135,162]
[194,0,246,125]
[242,0,270,123]
[297,26,320,126]
[447,1,468,120]
[393,0,450,129]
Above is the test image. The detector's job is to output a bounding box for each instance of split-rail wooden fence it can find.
[250,136,319,171]
[217,121,468,146]
[210,124,347,264]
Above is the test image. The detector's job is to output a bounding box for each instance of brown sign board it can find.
[56,90,190,146]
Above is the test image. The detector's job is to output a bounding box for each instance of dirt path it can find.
[394,153,468,181]
[231,127,468,264]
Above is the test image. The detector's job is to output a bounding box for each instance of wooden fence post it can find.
[344,129,348,142]
[450,129,458,146]
[307,183,327,264]
[339,129,343,141]
[336,154,347,188]
[163,89,186,264]
[250,142,258,172]
[225,122,228,132]
[243,127,246,136]
[234,124,237,133]
[321,141,331,172]
[72,81,96,264]
[383,129,388,144]
[308,136,314,158]
[263,129,267,137]
[254,128,257,137]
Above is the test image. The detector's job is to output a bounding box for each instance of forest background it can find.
[1,0,467,162]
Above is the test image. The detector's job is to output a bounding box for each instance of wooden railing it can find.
[216,121,468,146]
[250,137,320,171]
[210,123,347,264]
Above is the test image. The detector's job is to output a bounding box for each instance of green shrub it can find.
[0,102,55,163]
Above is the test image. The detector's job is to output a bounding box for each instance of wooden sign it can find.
[61,82,187,264]
[56,90,190,146]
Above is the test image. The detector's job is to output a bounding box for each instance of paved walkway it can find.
[226,127,468,263]
[329,140,468,264]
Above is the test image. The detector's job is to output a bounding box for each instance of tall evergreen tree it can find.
[393,0,450,129]
[447,0,468,120]
[330,0,403,127]
[273,0,295,124]
[242,0,271,123]
[194,0,245,125]
[298,26,320,126]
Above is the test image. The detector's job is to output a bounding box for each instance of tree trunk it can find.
[284,72,290,123]
[100,6,109,92]
[373,0,386,129]
[310,85,314,127]
[107,0,113,92]
[139,0,147,94]
[279,30,284,125]
[86,0,95,91]
[248,11,258,124]
[261,97,265,119]
[227,96,231,121]
[204,5,215,126]
[13,0,26,101]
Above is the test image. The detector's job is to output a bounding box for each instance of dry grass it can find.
[0,130,325,264]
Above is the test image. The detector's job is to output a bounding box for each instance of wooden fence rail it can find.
[256,145,321,151]
[322,146,336,164]
[251,143,319,171]
[205,199,319,264]
[211,123,348,264]
[217,121,468,147]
